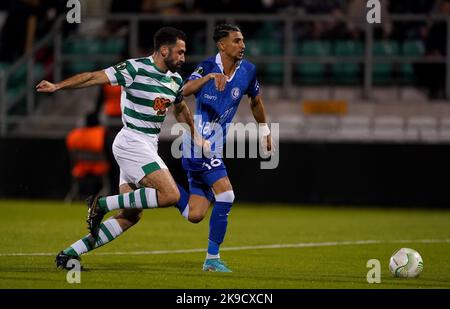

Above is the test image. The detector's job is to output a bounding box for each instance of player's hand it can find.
[194,134,211,156]
[261,134,276,156]
[36,80,58,93]
[202,139,211,156]
[209,73,227,91]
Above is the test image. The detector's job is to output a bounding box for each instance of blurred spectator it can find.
[416,0,450,99]
[295,0,345,14]
[0,0,43,61]
[0,0,70,61]
[65,113,110,201]
[389,0,436,14]
[195,0,264,13]
[389,0,435,40]
[106,0,141,35]
[137,0,163,53]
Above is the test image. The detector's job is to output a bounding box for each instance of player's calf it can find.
[114,209,143,231]
[190,194,211,223]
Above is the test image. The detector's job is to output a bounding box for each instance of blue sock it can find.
[208,191,234,257]
[208,239,220,256]
[175,183,189,216]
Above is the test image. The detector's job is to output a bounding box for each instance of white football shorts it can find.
[112,127,168,187]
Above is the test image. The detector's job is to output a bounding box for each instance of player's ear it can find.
[160,45,169,57]
[217,40,225,52]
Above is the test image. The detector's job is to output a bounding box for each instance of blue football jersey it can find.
[184,53,260,158]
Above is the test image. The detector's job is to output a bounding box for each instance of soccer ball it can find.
[389,248,423,278]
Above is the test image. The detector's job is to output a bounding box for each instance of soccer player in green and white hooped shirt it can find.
[37,27,204,270]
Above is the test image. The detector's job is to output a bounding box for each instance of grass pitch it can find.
[0,200,449,289]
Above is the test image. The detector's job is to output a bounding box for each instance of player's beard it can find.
[164,51,181,73]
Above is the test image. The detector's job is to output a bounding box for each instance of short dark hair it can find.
[153,27,187,50]
[213,24,242,43]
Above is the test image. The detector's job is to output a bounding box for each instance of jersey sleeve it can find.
[245,66,260,98]
[187,61,212,81]
[104,59,138,87]
[173,82,184,105]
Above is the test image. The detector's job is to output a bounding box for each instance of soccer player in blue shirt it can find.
[175,24,273,272]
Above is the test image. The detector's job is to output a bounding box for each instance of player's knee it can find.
[188,212,205,224]
[215,190,235,204]
[168,187,180,205]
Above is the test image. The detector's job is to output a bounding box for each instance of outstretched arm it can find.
[250,95,272,153]
[36,70,110,93]
[182,73,227,96]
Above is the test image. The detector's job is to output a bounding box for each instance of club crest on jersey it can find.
[153,97,171,115]
[231,87,240,100]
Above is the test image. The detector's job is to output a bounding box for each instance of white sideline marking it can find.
[0,239,449,257]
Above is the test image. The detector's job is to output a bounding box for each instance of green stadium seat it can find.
[190,36,206,55]
[296,41,331,84]
[246,39,262,57]
[68,62,96,74]
[260,40,283,84]
[251,22,284,84]
[33,63,45,81]
[63,38,103,55]
[0,62,10,72]
[332,41,364,84]
[8,63,26,86]
[401,40,425,85]
[102,38,125,55]
[372,41,399,85]
[402,40,425,56]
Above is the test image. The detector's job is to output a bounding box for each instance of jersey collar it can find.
[149,55,168,74]
[215,53,242,82]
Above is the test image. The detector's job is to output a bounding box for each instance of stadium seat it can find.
[402,40,425,56]
[260,40,283,84]
[373,41,399,85]
[0,62,9,72]
[296,41,331,84]
[63,37,103,55]
[332,41,364,84]
[246,39,262,57]
[401,40,425,85]
[63,37,105,74]
[102,37,126,55]
[253,22,283,84]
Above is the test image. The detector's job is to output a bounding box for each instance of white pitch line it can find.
[0,239,449,257]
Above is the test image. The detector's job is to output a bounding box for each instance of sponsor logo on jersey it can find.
[195,66,204,75]
[204,93,217,101]
[115,62,127,71]
[153,97,171,115]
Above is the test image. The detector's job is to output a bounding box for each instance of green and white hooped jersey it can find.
[104,56,183,136]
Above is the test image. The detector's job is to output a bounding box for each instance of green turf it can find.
[0,200,449,289]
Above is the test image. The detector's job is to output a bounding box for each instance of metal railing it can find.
[1,13,450,137]
[0,15,65,136]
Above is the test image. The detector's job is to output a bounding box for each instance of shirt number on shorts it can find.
[202,158,222,170]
